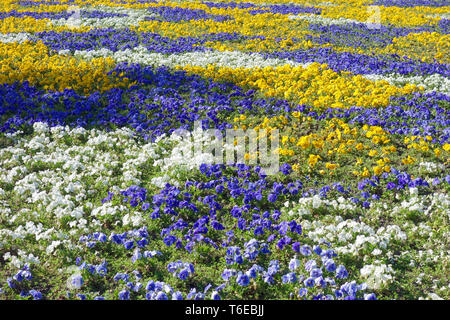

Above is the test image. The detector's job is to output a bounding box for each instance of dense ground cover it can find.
[0,0,448,300]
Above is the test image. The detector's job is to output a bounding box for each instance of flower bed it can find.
[0,0,448,300]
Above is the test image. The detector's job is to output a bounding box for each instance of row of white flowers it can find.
[62,45,310,69]
[0,32,30,43]
[49,5,156,29]
[363,73,450,96]
[288,13,365,26]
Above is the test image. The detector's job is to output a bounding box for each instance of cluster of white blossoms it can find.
[363,73,450,96]
[153,126,251,175]
[153,127,219,174]
[63,45,310,69]
[3,250,41,269]
[390,188,450,218]
[288,13,365,26]
[426,13,450,19]
[301,216,407,256]
[0,32,31,43]
[418,161,446,174]
[49,6,157,29]
[424,193,450,218]
[91,202,129,219]
[397,188,425,213]
[360,261,395,290]
[285,194,358,216]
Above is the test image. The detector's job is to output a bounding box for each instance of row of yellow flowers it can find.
[178,63,419,110]
[133,9,318,40]
[0,16,92,33]
[202,36,331,53]
[380,32,450,64]
[0,41,133,94]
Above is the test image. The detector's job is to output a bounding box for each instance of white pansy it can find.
[285,194,358,217]
[68,45,310,70]
[150,174,180,188]
[288,14,364,25]
[0,32,31,43]
[91,202,129,217]
[421,292,444,300]
[122,213,144,227]
[419,161,445,173]
[49,6,156,29]
[426,13,450,19]
[32,122,50,134]
[360,262,395,290]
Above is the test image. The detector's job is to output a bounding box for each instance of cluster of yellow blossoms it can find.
[0,42,133,93]
[179,63,419,110]
[234,113,449,178]
[381,32,450,64]
[203,36,327,54]
[133,5,314,40]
